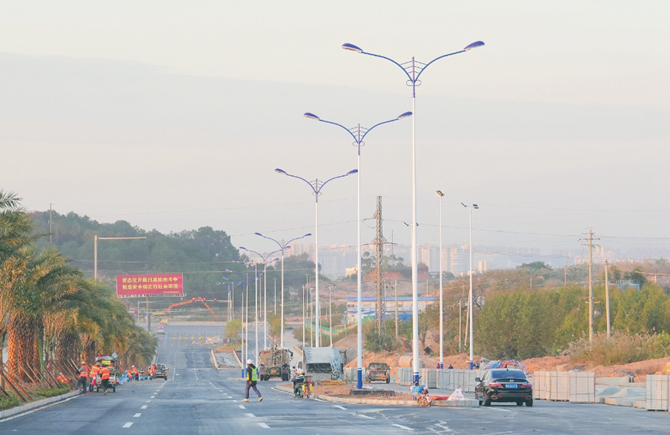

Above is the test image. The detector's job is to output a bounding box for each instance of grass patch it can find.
[34,386,70,397]
[568,331,670,366]
[0,393,20,410]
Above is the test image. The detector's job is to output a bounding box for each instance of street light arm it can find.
[275,169,318,195]
[316,170,358,194]
[357,50,414,82]
[315,117,360,143]
[414,49,466,82]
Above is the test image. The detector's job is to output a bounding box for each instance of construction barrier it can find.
[396,367,413,386]
[533,371,551,400]
[420,369,438,389]
[646,375,670,411]
[343,367,357,382]
[549,372,570,401]
[437,369,455,391]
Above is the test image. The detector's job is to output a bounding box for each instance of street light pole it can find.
[255,232,312,348]
[462,203,479,370]
[304,111,411,388]
[275,168,357,347]
[343,40,484,383]
[436,190,444,369]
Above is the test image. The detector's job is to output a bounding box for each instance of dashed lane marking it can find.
[150,396,155,399]
[239,405,246,409]
[146,400,152,403]
[334,405,347,410]
[134,413,142,418]
[392,424,415,431]
[258,423,270,428]
[123,423,133,428]
[141,405,148,409]
[245,413,255,418]
[357,414,375,420]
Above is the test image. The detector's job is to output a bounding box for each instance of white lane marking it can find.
[357,414,375,420]
[334,405,347,410]
[314,398,323,402]
[239,405,246,409]
[258,423,270,428]
[392,424,415,431]
[0,395,79,423]
[134,413,142,418]
[146,400,152,403]
[245,413,256,418]
[150,396,155,399]
[141,405,148,409]
[123,422,133,428]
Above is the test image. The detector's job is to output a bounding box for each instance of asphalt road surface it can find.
[2,324,670,434]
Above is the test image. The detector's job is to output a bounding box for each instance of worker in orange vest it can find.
[100,365,111,395]
[75,361,89,394]
[89,363,100,392]
[132,365,139,381]
[56,373,70,384]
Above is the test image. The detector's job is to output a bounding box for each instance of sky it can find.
[1,1,670,261]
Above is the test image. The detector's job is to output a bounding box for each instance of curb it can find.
[274,384,477,407]
[0,390,80,420]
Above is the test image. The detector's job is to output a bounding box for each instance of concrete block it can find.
[549,371,569,401]
[420,368,437,389]
[646,375,669,411]
[569,372,596,403]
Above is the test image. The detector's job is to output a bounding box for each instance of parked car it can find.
[475,368,533,407]
[154,364,168,380]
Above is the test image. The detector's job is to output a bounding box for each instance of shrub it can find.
[568,331,670,366]
[34,386,70,397]
[0,393,20,410]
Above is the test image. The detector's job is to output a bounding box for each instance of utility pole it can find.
[302,284,306,349]
[581,229,599,343]
[49,203,53,244]
[605,259,611,339]
[394,280,399,337]
[372,196,386,332]
[564,253,569,286]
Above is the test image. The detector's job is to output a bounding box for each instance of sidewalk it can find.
[0,390,80,420]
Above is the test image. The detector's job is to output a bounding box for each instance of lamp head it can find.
[397,111,413,120]
[464,41,485,51]
[342,43,363,53]
[436,190,444,197]
[473,204,479,209]
[346,169,359,176]
[275,168,287,175]
[239,246,247,251]
[254,232,263,236]
[304,233,312,237]
[304,112,320,120]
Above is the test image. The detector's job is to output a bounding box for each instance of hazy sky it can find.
[1,1,669,259]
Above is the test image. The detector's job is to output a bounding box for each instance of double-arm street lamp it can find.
[342,40,484,383]
[461,202,479,370]
[304,111,411,388]
[275,168,357,347]
[239,247,280,350]
[255,232,312,348]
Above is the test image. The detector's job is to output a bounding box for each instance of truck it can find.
[258,347,293,381]
[365,362,390,384]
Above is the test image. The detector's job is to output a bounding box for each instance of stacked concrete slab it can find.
[396,367,413,386]
[646,375,669,411]
[343,367,357,382]
[420,368,438,389]
[533,371,596,403]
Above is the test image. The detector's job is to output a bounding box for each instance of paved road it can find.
[2,324,670,434]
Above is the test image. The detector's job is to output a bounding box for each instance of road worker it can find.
[242,359,262,402]
[100,365,111,395]
[75,361,88,394]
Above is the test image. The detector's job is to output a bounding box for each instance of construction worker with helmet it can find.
[75,361,89,394]
[242,359,263,402]
[100,364,111,395]
[89,362,100,392]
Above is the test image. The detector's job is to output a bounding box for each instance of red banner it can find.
[116,274,184,297]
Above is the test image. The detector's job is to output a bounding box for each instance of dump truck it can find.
[365,362,390,383]
[258,347,293,381]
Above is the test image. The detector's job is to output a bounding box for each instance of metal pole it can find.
[302,284,306,349]
[274,278,277,314]
[356,148,363,388]
[245,273,249,365]
[468,206,474,369]
[263,262,268,349]
[438,191,444,369]
[255,263,259,366]
[410,74,420,383]
[395,280,399,337]
[146,296,150,331]
[281,251,285,348]
[315,194,320,347]
[329,286,333,348]
[588,229,593,343]
[605,259,611,339]
[94,235,98,280]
